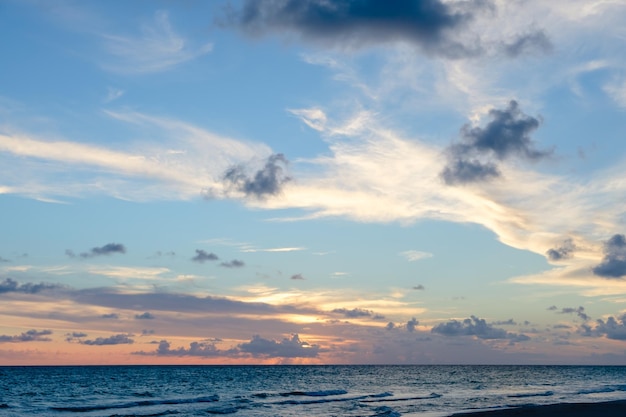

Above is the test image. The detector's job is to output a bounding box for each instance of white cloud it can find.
[400,250,433,262]
[101,10,212,74]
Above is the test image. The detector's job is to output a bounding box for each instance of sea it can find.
[1,365,626,417]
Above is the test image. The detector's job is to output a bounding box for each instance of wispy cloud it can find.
[102,10,212,74]
[400,250,433,262]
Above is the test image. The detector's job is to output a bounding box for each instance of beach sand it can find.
[450,399,626,417]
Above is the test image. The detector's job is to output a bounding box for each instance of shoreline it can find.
[449,399,626,417]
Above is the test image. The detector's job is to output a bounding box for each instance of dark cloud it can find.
[556,306,590,321]
[223,153,291,198]
[332,307,380,319]
[141,329,155,335]
[73,287,319,317]
[0,256,9,262]
[406,317,418,332]
[82,334,134,346]
[546,238,576,261]
[137,334,319,359]
[592,234,626,278]
[441,100,549,185]
[290,273,305,280]
[493,319,517,326]
[547,305,558,311]
[101,313,119,319]
[0,329,52,343]
[580,315,626,341]
[0,278,65,294]
[412,285,425,290]
[68,243,126,258]
[191,249,219,263]
[135,312,155,320]
[224,0,493,58]
[385,322,395,330]
[139,340,226,357]
[238,334,320,358]
[431,315,530,342]
[503,30,552,57]
[65,332,87,342]
[220,259,245,268]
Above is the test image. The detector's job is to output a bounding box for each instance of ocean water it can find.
[1,365,626,416]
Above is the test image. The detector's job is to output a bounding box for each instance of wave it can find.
[50,395,219,412]
[361,392,442,403]
[507,391,554,398]
[577,385,626,395]
[279,389,348,397]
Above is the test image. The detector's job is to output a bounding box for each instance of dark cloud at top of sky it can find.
[0,329,52,343]
[224,0,494,58]
[135,312,156,320]
[223,153,291,199]
[556,306,590,321]
[546,238,576,261]
[67,243,126,259]
[220,259,245,268]
[290,273,305,280]
[503,30,552,57]
[191,249,219,263]
[238,334,320,358]
[441,100,549,185]
[592,234,626,278]
[580,315,626,341]
[0,278,65,294]
[81,333,134,346]
[431,315,530,342]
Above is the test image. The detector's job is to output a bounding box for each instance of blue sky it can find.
[2,0,626,364]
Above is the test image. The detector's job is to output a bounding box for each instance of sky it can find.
[2,0,626,365]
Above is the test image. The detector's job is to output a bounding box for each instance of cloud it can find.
[493,319,517,326]
[592,234,626,278]
[412,285,425,290]
[225,0,492,58]
[143,339,224,357]
[290,273,305,280]
[220,259,245,268]
[0,329,52,343]
[441,100,549,185]
[135,312,155,320]
[406,317,418,332]
[137,334,319,359]
[68,243,126,259]
[0,278,64,294]
[555,306,590,321]
[332,307,382,319]
[580,315,626,341]
[191,249,219,263]
[82,334,134,346]
[546,238,576,261]
[101,313,119,319]
[502,30,552,57]
[65,332,87,342]
[222,153,291,198]
[238,334,320,358]
[102,10,213,73]
[400,250,433,262]
[431,315,530,342]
